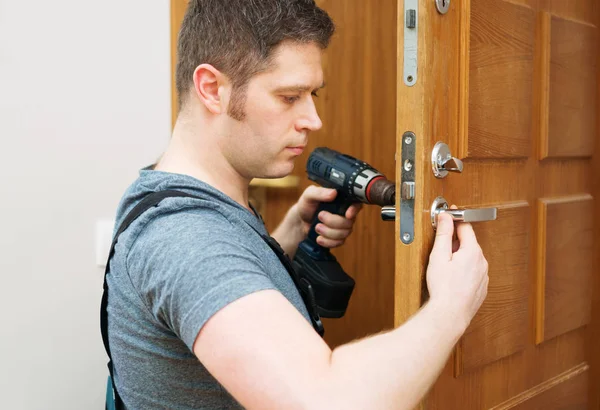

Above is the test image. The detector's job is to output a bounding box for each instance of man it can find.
[105,0,489,409]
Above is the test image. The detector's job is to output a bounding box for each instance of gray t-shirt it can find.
[106,168,312,409]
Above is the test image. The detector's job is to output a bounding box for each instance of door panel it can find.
[465,0,535,159]
[397,0,599,408]
[457,202,530,376]
[545,15,597,158]
[537,195,594,344]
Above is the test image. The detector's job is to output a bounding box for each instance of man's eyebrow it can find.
[273,82,326,93]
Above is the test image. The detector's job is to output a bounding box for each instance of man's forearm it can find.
[315,300,466,409]
[271,205,305,259]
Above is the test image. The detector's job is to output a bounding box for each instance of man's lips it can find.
[286,146,305,155]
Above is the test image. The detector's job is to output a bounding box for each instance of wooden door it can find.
[396,0,600,408]
[170,0,399,348]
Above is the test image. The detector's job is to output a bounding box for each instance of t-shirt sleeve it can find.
[126,209,276,351]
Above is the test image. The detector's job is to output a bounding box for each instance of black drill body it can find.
[292,147,395,319]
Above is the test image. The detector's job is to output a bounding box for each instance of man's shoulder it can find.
[112,180,267,268]
[121,199,269,282]
[129,198,243,248]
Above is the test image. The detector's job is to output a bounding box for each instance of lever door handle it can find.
[431,196,497,229]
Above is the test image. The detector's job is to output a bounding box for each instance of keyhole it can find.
[436,0,450,13]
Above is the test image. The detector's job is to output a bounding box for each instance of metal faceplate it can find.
[400,132,416,244]
[403,0,418,86]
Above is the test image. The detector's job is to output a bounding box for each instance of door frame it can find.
[592,2,600,406]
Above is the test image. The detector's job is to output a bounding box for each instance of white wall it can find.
[0,1,171,408]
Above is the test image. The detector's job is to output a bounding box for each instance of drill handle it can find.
[307,193,352,243]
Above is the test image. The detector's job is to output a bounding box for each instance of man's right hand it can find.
[426,210,489,332]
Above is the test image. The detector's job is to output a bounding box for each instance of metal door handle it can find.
[431,196,497,229]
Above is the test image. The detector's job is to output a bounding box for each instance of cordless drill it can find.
[292,147,395,319]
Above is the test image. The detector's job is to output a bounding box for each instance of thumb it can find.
[297,185,337,221]
[431,212,454,259]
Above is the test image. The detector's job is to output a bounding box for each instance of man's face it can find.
[219,42,324,179]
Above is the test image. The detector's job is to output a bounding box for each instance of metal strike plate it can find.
[400,132,416,244]
[403,0,418,86]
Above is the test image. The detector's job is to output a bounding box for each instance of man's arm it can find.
[194,213,489,409]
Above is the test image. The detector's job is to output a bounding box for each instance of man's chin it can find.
[256,161,296,180]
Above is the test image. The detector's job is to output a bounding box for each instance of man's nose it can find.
[296,99,323,132]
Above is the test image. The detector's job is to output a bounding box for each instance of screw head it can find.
[404,136,413,145]
[404,159,413,171]
[403,233,411,241]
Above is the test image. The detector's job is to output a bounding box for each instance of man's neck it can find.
[154,115,252,212]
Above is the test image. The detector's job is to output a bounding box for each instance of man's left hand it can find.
[294,185,362,249]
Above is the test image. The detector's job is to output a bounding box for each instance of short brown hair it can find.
[175,0,335,119]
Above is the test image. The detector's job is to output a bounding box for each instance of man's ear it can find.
[192,64,228,115]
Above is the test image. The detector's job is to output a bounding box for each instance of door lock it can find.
[431,142,463,178]
[431,197,497,230]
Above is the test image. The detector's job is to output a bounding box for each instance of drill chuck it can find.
[365,177,396,206]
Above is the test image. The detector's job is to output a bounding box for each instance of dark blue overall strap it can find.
[100,190,198,409]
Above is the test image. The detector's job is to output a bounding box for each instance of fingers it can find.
[452,237,460,253]
[431,212,455,259]
[315,211,353,247]
[315,221,352,240]
[456,221,478,250]
[316,235,345,248]
[446,204,479,252]
[345,203,363,220]
[318,210,354,230]
[315,206,361,248]
[296,186,337,222]
[300,185,337,205]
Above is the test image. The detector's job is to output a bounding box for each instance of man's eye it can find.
[282,96,300,104]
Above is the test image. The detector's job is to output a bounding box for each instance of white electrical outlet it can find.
[96,219,116,267]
